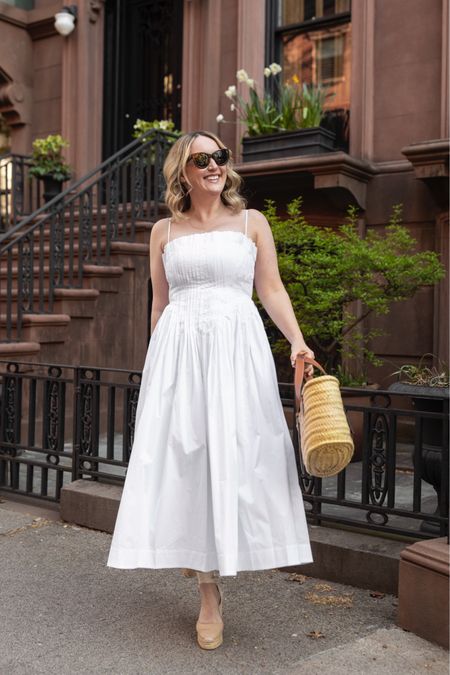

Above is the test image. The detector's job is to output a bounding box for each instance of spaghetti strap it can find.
[244,209,248,237]
[167,218,172,245]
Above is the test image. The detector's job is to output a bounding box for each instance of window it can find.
[266,0,351,150]
[277,0,351,25]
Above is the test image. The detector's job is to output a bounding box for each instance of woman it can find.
[107,130,315,650]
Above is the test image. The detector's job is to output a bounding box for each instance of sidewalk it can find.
[0,497,447,675]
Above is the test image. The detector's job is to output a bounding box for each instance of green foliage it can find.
[132,118,181,141]
[392,354,449,388]
[257,198,446,379]
[333,365,372,387]
[222,65,335,137]
[29,134,71,181]
[299,82,331,128]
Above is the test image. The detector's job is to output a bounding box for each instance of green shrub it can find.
[257,197,446,381]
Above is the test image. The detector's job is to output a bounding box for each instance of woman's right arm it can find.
[149,218,170,335]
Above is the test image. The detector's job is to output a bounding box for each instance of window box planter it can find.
[242,126,337,163]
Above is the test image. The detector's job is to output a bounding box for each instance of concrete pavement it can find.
[0,497,447,675]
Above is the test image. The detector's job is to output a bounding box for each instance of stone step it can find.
[0,288,100,319]
[0,312,71,344]
[2,217,154,245]
[0,263,123,290]
[0,340,41,360]
[2,237,150,264]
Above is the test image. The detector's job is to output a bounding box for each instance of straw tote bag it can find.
[294,356,354,478]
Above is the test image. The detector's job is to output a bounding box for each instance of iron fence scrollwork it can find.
[0,361,447,541]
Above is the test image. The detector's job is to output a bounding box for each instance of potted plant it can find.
[218,64,336,161]
[389,355,449,534]
[256,198,446,459]
[132,118,181,140]
[29,134,71,203]
[132,118,181,158]
[132,119,181,200]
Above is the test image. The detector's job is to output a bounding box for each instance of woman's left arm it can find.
[251,209,314,375]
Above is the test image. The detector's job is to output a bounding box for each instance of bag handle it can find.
[294,355,327,411]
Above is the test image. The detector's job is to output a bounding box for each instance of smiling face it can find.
[182,135,228,199]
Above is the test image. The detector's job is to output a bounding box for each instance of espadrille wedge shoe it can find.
[196,581,223,650]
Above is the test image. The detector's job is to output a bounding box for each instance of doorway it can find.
[102,0,183,158]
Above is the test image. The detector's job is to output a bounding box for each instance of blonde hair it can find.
[163,130,246,221]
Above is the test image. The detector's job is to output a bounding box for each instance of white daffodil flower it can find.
[264,67,272,78]
[225,85,237,99]
[216,114,224,123]
[236,69,249,82]
[269,62,282,75]
[246,78,255,88]
[230,103,235,111]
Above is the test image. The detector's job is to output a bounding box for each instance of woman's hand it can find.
[290,342,315,380]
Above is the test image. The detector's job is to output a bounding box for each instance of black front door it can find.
[103,0,183,158]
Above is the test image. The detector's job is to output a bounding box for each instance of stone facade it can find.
[0,0,448,377]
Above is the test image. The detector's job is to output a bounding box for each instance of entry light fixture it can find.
[54,5,78,36]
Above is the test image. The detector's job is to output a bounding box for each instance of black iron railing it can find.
[0,130,176,342]
[0,360,448,540]
[296,387,449,539]
[0,153,42,230]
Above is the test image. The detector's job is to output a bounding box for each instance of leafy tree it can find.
[256,197,445,381]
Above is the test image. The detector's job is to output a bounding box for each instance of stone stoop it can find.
[60,478,407,595]
[0,218,154,368]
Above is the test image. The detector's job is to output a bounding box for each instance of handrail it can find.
[0,128,176,248]
[0,128,177,342]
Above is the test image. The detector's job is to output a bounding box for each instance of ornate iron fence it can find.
[296,387,449,539]
[0,359,448,540]
[0,130,176,342]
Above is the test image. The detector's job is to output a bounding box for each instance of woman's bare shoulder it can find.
[247,208,268,223]
[150,217,171,253]
[151,216,171,234]
[247,208,271,244]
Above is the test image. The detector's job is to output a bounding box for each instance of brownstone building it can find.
[0,0,448,380]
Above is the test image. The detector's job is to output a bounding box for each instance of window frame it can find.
[264,0,352,151]
[265,0,352,76]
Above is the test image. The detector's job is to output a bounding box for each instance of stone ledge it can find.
[283,524,407,595]
[401,138,449,208]
[60,479,122,534]
[60,478,412,594]
[235,151,374,209]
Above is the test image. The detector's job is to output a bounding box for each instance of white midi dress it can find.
[107,210,313,576]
